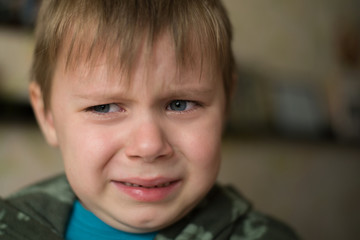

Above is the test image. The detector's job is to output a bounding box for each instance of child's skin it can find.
[30,32,226,233]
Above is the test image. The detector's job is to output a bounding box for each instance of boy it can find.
[0,0,299,239]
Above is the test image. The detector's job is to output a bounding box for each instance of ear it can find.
[29,82,59,147]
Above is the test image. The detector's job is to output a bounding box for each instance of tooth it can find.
[156,182,170,188]
[123,182,141,187]
[123,181,172,188]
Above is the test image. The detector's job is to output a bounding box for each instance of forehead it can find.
[53,32,221,98]
[55,30,220,89]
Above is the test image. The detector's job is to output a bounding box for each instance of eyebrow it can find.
[163,87,214,98]
[73,85,215,102]
[73,90,129,103]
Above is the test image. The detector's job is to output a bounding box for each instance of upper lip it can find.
[113,177,180,188]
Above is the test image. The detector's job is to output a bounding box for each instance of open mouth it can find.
[119,181,177,189]
[113,179,181,202]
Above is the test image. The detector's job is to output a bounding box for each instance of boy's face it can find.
[31,33,225,233]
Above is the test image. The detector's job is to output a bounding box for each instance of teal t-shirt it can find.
[65,200,157,240]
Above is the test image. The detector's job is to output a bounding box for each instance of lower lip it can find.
[112,180,181,202]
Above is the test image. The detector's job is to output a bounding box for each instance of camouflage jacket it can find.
[0,174,299,240]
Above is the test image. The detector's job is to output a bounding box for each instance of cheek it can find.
[175,114,223,171]
[60,124,125,199]
[58,123,119,178]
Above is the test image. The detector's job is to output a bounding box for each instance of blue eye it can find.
[87,104,122,114]
[169,100,187,111]
[167,100,198,112]
[93,104,110,113]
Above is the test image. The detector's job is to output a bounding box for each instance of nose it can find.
[125,118,173,162]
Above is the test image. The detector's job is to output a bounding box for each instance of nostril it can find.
[126,142,173,162]
[125,119,173,162]
[124,124,173,162]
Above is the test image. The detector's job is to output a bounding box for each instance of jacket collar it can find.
[7,174,251,239]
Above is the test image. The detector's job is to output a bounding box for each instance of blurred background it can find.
[0,0,359,239]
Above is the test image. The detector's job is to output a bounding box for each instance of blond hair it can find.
[31,0,235,110]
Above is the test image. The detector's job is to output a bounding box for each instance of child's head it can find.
[31,0,235,110]
[29,0,235,233]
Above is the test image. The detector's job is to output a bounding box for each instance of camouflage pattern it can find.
[0,174,299,239]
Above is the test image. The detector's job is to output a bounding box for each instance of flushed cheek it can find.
[184,116,223,158]
[179,127,221,207]
[61,124,119,189]
[177,122,222,178]
[70,123,116,158]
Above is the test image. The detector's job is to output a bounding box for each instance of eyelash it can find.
[166,100,200,113]
[85,103,124,114]
[85,100,200,115]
